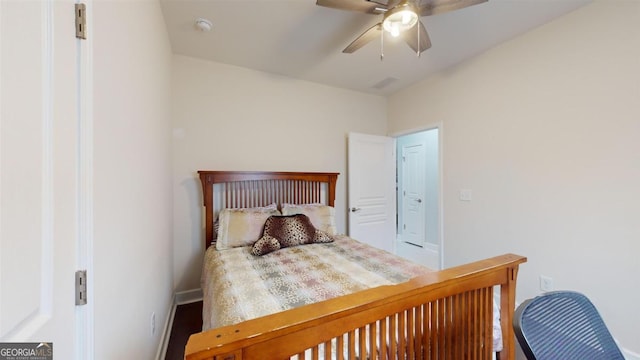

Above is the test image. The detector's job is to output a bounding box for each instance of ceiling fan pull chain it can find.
[417,22,421,58]
[418,0,425,55]
[380,29,384,61]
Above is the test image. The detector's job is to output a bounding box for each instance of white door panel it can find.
[1,1,46,336]
[1,2,80,357]
[348,133,395,253]
[396,129,441,269]
[401,142,426,246]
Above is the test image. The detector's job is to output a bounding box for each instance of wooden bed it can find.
[186,170,526,360]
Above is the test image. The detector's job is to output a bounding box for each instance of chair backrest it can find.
[513,291,624,360]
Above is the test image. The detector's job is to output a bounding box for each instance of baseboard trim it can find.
[175,288,203,305]
[155,296,176,360]
[156,289,203,360]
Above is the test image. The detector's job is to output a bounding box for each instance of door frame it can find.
[391,122,444,269]
[76,0,95,358]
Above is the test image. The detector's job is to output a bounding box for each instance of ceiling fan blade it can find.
[419,0,487,16]
[403,20,432,53]
[385,0,402,8]
[343,23,382,53]
[316,0,385,14]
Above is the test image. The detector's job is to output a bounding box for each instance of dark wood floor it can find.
[165,301,203,360]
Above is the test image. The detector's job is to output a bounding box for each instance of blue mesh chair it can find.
[513,291,624,360]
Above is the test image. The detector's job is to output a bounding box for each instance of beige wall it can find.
[171,55,388,291]
[93,1,173,359]
[389,1,639,353]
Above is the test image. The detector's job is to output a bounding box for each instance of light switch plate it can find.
[459,189,472,201]
[540,275,554,292]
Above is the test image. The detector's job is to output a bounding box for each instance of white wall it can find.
[171,55,387,291]
[388,1,639,353]
[93,1,173,359]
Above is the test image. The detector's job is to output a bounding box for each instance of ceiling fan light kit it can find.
[382,2,419,37]
[316,0,488,57]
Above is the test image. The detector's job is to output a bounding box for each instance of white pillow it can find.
[281,203,337,236]
[216,203,280,250]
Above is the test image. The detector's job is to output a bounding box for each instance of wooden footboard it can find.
[185,253,526,360]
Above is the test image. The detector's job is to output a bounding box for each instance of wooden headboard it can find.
[198,171,339,248]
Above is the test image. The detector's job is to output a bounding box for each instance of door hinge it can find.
[75,3,87,40]
[75,270,87,305]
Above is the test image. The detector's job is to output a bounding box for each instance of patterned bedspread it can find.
[201,235,432,330]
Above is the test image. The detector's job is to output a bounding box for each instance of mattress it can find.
[201,235,432,330]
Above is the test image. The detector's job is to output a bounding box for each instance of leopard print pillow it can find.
[251,214,333,256]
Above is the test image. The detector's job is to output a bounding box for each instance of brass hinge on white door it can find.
[76,270,87,305]
[75,3,87,39]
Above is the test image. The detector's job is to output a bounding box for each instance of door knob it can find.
[350,207,361,212]
[416,199,422,203]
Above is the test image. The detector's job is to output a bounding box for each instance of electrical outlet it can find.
[151,312,156,336]
[459,189,472,202]
[539,275,554,292]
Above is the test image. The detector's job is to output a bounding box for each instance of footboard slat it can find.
[389,314,397,358]
[428,302,436,359]
[186,254,526,360]
[348,330,356,359]
[463,292,470,359]
[324,340,331,360]
[475,291,482,360]
[398,311,406,359]
[488,288,494,359]
[336,335,344,360]
[415,305,422,360]
[456,293,463,359]
[359,326,366,360]
[379,316,387,360]
[369,322,377,360]
[439,298,446,359]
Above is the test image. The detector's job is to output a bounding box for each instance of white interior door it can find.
[400,141,426,246]
[347,132,395,253]
[1,2,82,357]
[395,129,441,269]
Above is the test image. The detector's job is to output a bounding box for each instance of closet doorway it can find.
[395,128,441,269]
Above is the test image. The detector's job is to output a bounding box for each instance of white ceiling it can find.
[160,0,591,96]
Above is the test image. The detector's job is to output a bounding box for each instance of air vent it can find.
[372,77,398,89]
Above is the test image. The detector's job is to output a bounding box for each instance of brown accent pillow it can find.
[212,219,219,241]
[251,214,333,256]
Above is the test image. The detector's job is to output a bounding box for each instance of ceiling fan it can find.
[316,0,487,55]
